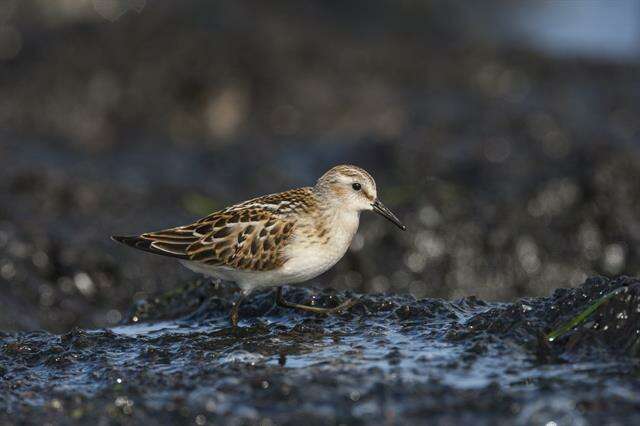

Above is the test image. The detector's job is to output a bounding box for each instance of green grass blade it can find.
[547,287,626,342]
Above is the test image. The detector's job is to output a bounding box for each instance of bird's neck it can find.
[321,205,360,241]
[310,188,361,240]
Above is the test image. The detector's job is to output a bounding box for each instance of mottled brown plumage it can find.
[116,187,319,272]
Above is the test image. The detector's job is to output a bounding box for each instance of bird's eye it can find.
[352,183,362,191]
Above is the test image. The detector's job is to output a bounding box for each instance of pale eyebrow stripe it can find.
[340,171,362,178]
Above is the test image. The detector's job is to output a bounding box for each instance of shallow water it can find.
[2,276,640,425]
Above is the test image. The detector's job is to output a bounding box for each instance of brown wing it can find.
[185,211,295,271]
[112,202,298,271]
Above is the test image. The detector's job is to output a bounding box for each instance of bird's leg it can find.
[230,292,246,327]
[275,286,357,315]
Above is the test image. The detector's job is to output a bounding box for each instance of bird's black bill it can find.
[372,199,406,231]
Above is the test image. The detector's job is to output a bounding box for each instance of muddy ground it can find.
[2,275,640,425]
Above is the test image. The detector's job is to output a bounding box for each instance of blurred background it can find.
[1,0,640,332]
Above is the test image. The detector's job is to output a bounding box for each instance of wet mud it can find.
[2,276,640,425]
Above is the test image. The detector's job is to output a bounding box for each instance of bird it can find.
[112,165,406,326]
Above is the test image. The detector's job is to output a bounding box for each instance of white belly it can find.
[277,241,348,284]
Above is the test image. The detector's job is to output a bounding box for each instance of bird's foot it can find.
[274,286,358,315]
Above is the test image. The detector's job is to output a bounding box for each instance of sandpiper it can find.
[112,165,406,326]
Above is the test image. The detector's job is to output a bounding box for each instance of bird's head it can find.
[315,165,406,230]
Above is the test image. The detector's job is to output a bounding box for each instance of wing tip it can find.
[111,235,138,245]
[111,234,190,259]
[111,234,153,251]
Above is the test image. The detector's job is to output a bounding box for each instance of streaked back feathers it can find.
[112,187,318,271]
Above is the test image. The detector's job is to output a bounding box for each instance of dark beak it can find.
[372,199,406,231]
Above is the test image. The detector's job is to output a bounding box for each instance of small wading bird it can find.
[112,165,406,326]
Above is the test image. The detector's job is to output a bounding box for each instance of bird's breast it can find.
[280,210,360,283]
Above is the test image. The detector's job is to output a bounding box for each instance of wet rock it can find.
[549,279,640,358]
[60,327,92,349]
[458,275,640,361]
[2,276,640,424]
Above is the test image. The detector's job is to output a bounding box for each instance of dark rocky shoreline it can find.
[2,276,639,425]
